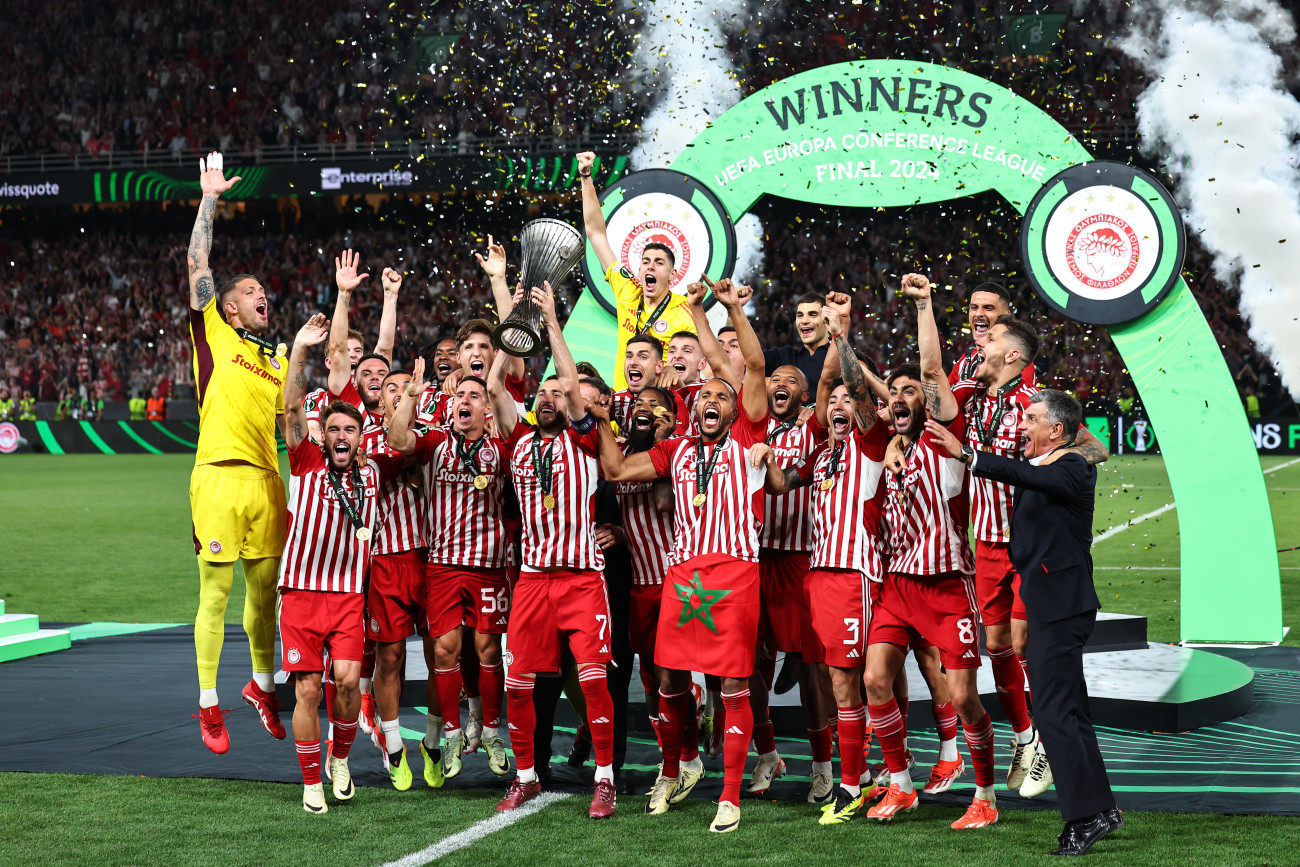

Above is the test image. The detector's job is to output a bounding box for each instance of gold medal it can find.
[692,492,707,507]
[276,342,288,358]
[543,494,557,510]
[980,444,992,452]
[652,406,667,417]
[1003,526,1011,540]
[820,477,835,491]
[474,474,489,490]
[355,526,371,541]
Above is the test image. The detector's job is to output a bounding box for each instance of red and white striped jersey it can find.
[411,427,511,569]
[327,381,381,432]
[759,416,825,552]
[882,414,975,577]
[647,404,768,565]
[615,443,675,587]
[676,382,703,436]
[612,387,691,437]
[952,377,1036,543]
[360,427,431,556]
[504,423,604,572]
[303,387,330,427]
[419,375,527,429]
[279,438,404,593]
[794,423,889,577]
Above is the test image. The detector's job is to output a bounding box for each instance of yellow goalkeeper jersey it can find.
[609,263,697,391]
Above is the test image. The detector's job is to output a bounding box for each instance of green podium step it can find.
[0,605,71,662]
[0,614,39,639]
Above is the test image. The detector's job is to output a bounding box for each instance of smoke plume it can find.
[1120,0,1300,397]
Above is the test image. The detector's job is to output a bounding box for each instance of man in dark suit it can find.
[925,389,1121,857]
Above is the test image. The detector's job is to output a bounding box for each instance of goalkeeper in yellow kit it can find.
[186,152,289,754]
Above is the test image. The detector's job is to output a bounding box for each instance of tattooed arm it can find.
[1062,425,1110,465]
[822,291,879,434]
[187,152,241,312]
[284,314,329,450]
[903,273,959,424]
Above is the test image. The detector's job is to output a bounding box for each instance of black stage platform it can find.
[1,624,1296,816]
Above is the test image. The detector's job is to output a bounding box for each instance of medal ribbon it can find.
[824,440,845,485]
[695,432,729,500]
[234,328,282,358]
[891,439,918,499]
[456,433,487,476]
[635,292,673,337]
[327,463,365,532]
[531,435,556,500]
[764,418,797,444]
[974,379,1021,447]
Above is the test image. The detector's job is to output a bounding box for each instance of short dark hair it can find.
[575,361,601,379]
[639,385,673,406]
[969,282,1011,307]
[380,369,411,388]
[1032,388,1082,439]
[887,362,922,388]
[458,375,488,393]
[795,292,824,309]
[717,325,737,337]
[456,319,494,347]
[217,273,259,320]
[322,400,364,427]
[994,314,1039,365]
[579,376,612,399]
[356,353,390,371]
[669,330,699,344]
[626,333,664,359]
[642,242,676,269]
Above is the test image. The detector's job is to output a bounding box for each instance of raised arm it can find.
[709,277,766,420]
[903,273,959,424]
[474,236,526,383]
[486,343,518,438]
[1063,426,1110,466]
[577,152,617,272]
[328,249,368,395]
[815,307,844,428]
[685,280,739,390]
[284,314,329,450]
[186,152,241,311]
[387,357,427,455]
[532,282,586,421]
[374,266,401,364]
[595,412,667,483]
[824,291,878,433]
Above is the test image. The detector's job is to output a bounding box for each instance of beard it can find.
[626,426,656,452]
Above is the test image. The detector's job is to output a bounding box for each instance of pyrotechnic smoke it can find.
[1119,0,1300,397]
[625,0,766,290]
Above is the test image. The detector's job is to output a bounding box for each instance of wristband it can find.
[572,412,596,434]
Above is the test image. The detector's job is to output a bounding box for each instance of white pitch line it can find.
[1264,456,1300,475]
[1091,456,1300,546]
[379,792,572,867]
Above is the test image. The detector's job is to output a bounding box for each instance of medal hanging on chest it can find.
[693,433,728,507]
[457,433,490,491]
[234,328,286,360]
[531,435,557,510]
[974,379,1020,451]
[327,463,370,540]
[892,440,917,503]
[821,440,844,491]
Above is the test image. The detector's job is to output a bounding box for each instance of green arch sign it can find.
[564,59,1280,644]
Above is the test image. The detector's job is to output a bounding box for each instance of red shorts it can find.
[757,549,812,654]
[279,589,365,672]
[425,563,512,637]
[975,539,1026,625]
[868,571,981,670]
[504,570,612,675]
[629,582,663,658]
[365,550,428,643]
[656,553,760,679]
[806,568,869,669]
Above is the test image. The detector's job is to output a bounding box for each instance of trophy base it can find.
[492,321,543,358]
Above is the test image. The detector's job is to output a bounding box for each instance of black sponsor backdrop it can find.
[1085,407,1300,456]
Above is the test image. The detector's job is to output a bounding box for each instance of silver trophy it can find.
[492,218,586,357]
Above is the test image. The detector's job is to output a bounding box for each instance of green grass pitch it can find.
[1,453,1298,865]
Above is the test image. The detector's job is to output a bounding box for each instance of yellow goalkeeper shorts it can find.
[189,461,286,563]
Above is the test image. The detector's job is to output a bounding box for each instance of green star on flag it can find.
[673,570,730,634]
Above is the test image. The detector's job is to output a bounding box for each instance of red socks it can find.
[505,675,536,772]
[296,739,322,785]
[808,723,833,764]
[720,689,753,804]
[933,700,959,744]
[988,645,1032,732]
[963,713,996,788]
[657,688,692,777]
[577,666,615,767]
[434,664,463,732]
[753,718,777,755]
[480,662,505,729]
[332,717,358,760]
[1017,653,1033,703]
[837,706,866,789]
[867,698,909,774]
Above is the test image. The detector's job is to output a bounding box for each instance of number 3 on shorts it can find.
[957,617,976,645]
[842,618,861,645]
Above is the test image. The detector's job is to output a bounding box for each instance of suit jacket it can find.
[973,450,1100,623]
